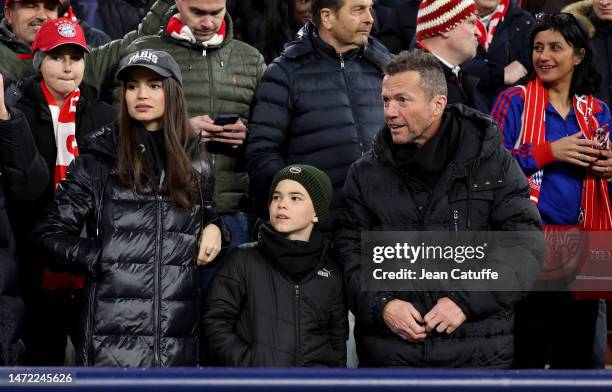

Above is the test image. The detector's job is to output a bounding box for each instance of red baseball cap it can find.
[31,17,89,54]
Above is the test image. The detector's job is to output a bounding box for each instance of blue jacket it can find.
[491,86,612,225]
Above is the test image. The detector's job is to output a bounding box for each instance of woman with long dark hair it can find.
[491,13,612,368]
[33,49,226,367]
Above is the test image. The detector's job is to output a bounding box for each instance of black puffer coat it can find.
[246,22,391,229]
[335,104,543,368]
[0,105,49,364]
[32,125,222,367]
[3,77,115,291]
[203,227,347,367]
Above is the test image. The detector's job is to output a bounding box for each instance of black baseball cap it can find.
[116,49,182,86]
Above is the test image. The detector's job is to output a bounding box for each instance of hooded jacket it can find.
[246,22,391,231]
[32,125,224,366]
[122,7,266,214]
[335,104,542,367]
[564,0,612,105]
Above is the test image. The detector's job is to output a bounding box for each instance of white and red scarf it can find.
[518,76,612,230]
[40,80,84,290]
[166,14,226,48]
[475,0,510,51]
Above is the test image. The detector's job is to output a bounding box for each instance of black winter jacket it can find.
[203,226,348,367]
[0,103,49,364]
[462,0,534,109]
[246,23,391,230]
[32,125,222,367]
[3,77,115,291]
[335,104,543,368]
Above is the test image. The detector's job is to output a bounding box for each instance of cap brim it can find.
[116,63,174,82]
[42,41,90,54]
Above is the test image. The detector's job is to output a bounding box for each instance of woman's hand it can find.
[197,223,222,265]
[0,74,10,120]
[590,149,612,180]
[550,131,599,167]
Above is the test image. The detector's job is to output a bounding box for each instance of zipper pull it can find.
[339,54,344,69]
[294,284,300,297]
[453,209,459,232]
[202,47,207,57]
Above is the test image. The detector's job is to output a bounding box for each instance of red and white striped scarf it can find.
[519,76,612,230]
[40,80,84,290]
[475,0,510,51]
[166,14,226,48]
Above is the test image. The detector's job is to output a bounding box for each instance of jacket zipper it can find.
[154,194,162,366]
[453,209,459,232]
[294,284,301,366]
[206,53,216,169]
[85,281,96,365]
[338,53,366,155]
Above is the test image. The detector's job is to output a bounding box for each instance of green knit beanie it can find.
[269,164,333,220]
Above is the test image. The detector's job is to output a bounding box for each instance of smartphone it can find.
[213,113,240,126]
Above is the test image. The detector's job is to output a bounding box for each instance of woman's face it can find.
[125,67,165,132]
[40,45,84,100]
[292,0,312,27]
[532,29,583,89]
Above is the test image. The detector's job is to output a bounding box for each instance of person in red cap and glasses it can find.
[0,17,115,365]
[0,0,172,82]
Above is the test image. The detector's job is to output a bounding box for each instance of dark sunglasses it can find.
[534,12,587,35]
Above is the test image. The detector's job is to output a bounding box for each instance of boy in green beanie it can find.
[203,164,347,367]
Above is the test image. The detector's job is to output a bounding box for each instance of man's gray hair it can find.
[384,50,448,99]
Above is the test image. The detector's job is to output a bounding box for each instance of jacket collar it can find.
[374,104,501,179]
[281,22,390,71]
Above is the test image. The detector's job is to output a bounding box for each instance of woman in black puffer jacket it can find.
[33,49,226,367]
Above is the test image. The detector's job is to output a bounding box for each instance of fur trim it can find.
[563,0,596,38]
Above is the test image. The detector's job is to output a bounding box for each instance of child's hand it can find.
[197,224,222,265]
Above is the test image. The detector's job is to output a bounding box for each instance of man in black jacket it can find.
[246,0,391,233]
[335,50,543,367]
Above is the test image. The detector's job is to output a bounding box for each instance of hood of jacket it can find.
[564,0,599,38]
[0,18,30,54]
[374,103,502,176]
[159,5,235,50]
[282,21,390,72]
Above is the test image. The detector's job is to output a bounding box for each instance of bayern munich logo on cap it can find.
[289,167,302,174]
[57,22,77,38]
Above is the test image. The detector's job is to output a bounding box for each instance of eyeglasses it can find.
[534,12,587,36]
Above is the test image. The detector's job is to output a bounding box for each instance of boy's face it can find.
[269,179,318,241]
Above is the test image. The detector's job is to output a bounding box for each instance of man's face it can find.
[445,14,480,63]
[175,0,226,42]
[382,70,445,147]
[322,0,373,53]
[594,0,612,22]
[5,1,58,46]
[474,0,500,17]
